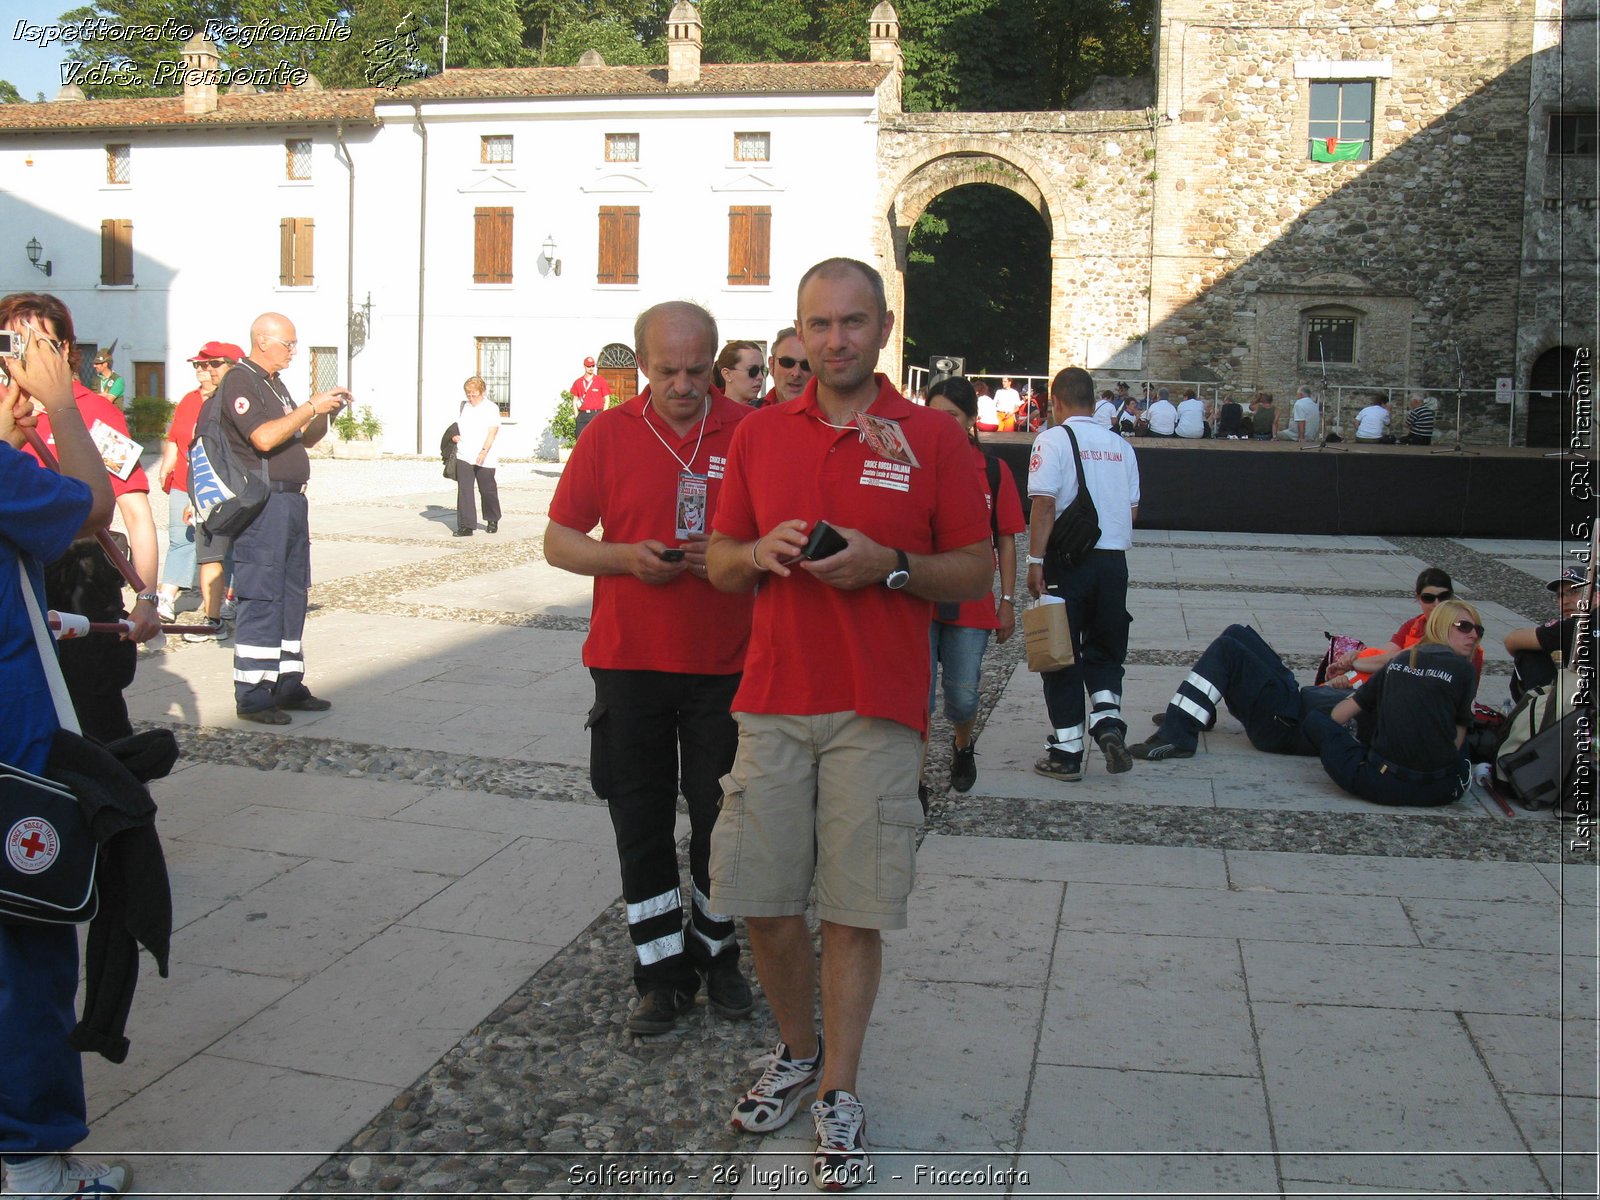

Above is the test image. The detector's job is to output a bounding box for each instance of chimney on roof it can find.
[53,84,87,102]
[578,49,606,68]
[180,32,221,115]
[868,2,902,113]
[666,0,702,87]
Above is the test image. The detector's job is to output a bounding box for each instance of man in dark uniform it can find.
[1132,623,1344,759]
[220,312,350,724]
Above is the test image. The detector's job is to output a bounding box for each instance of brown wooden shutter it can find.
[296,217,314,286]
[279,218,294,286]
[598,206,640,285]
[750,207,770,285]
[727,207,750,285]
[101,219,133,285]
[474,207,512,283]
[727,207,771,286]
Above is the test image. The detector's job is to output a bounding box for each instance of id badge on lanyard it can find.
[675,471,708,539]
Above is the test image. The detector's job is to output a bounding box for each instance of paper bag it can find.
[1023,597,1075,672]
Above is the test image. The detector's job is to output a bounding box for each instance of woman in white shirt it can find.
[452,375,503,536]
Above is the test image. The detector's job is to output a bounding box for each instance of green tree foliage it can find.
[0,80,24,103]
[542,17,661,66]
[700,0,813,64]
[522,0,665,65]
[903,184,1052,374]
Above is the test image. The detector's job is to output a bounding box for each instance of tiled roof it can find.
[0,62,890,133]
[387,61,891,101]
[0,90,377,132]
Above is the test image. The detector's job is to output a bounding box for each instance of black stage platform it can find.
[982,434,1573,539]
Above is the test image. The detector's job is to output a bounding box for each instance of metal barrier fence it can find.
[900,367,1559,447]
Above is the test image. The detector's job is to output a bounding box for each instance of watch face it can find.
[886,569,911,590]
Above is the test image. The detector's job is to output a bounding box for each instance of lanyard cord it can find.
[642,397,710,472]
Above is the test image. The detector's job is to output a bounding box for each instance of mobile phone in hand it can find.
[659,548,686,562]
[801,521,848,561]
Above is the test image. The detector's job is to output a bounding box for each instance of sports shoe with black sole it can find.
[278,694,333,712]
[1130,736,1195,761]
[730,1036,823,1132]
[1033,752,1084,782]
[626,987,694,1036]
[237,708,291,726]
[1097,730,1133,774]
[949,739,977,793]
[811,1089,871,1191]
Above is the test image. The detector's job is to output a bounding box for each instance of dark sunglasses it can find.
[197,358,230,368]
[732,364,764,379]
[1418,590,1453,604]
[1450,619,1485,637]
[776,356,811,372]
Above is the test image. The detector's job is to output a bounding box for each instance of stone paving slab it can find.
[310,538,460,583]
[1463,1012,1600,1098]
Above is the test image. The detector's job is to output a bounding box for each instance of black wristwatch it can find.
[885,548,911,591]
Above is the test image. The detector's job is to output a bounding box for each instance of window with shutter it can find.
[597,207,640,285]
[100,219,133,285]
[279,217,314,287]
[473,207,514,283]
[727,206,771,286]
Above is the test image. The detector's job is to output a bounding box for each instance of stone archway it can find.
[876,137,1062,385]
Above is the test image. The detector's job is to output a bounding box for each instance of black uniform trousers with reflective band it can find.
[587,668,740,996]
[1302,709,1468,807]
[1041,550,1130,759]
[1156,624,1305,754]
[233,489,312,714]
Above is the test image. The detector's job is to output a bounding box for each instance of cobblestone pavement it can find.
[97,458,1592,1198]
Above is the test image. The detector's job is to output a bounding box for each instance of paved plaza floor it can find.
[67,458,1596,1198]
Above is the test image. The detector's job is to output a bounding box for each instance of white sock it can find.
[3,1154,61,1190]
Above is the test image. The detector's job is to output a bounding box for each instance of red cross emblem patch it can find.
[6,817,59,875]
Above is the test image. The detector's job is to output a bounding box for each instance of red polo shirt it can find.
[571,373,612,412]
[714,375,992,734]
[550,389,753,675]
[164,388,204,494]
[941,441,1026,630]
[28,381,149,498]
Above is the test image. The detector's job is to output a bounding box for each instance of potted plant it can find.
[126,395,174,455]
[549,389,577,462]
[332,403,383,459]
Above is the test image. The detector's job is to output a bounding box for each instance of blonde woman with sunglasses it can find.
[1324,567,1483,687]
[1303,598,1484,806]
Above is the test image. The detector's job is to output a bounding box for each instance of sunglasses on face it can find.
[200,359,229,368]
[731,364,764,379]
[1450,619,1485,637]
[1419,590,1453,604]
[776,356,811,372]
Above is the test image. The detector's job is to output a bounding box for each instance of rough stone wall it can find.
[1516,0,1598,432]
[875,111,1157,383]
[1150,0,1540,415]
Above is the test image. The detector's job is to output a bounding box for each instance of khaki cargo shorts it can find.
[709,710,923,931]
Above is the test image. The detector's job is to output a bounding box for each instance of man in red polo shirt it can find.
[706,258,992,1190]
[546,301,755,1037]
[571,355,611,441]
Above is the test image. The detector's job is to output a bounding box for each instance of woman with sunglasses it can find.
[1325,567,1482,687]
[714,340,765,407]
[1302,598,1484,807]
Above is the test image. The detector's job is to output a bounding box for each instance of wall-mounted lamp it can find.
[541,234,562,277]
[26,237,52,277]
[348,291,374,355]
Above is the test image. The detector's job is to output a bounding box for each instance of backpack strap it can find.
[983,452,1003,552]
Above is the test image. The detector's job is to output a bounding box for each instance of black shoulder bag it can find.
[1046,424,1101,570]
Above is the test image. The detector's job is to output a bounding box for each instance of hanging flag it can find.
[1311,137,1364,162]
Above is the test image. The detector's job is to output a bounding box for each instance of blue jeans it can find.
[159,490,197,591]
[929,622,989,726]
[0,925,88,1156]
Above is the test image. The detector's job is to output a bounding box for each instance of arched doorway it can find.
[598,342,638,404]
[903,183,1051,385]
[1527,345,1579,448]
[880,145,1060,386]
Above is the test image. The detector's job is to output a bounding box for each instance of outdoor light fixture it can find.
[348,291,374,354]
[26,237,52,277]
[541,234,562,277]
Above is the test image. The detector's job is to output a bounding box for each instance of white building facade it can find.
[0,10,892,457]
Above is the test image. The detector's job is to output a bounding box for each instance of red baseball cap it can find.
[583,356,596,367]
[189,341,244,362]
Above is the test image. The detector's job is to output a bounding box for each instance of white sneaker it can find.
[155,594,176,624]
[810,1089,871,1191]
[1,1154,130,1198]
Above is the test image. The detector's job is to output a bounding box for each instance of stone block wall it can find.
[1150,0,1538,408]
